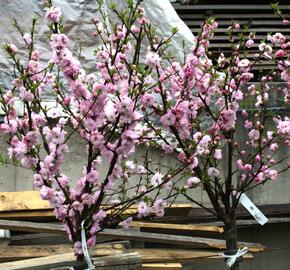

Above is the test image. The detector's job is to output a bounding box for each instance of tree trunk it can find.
[224,214,240,270]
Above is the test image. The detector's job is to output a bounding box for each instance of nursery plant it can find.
[0,0,289,269]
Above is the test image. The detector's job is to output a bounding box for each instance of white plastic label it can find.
[239,193,268,225]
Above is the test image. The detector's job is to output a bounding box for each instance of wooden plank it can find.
[140,263,182,270]
[10,233,69,246]
[92,253,141,269]
[0,191,51,212]
[0,191,191,214]
[194,217,290,227]
[9,233,131,248]
[0,243,125,262]
[0,252,141,270]
[130,221,223,233]
[0,245,254,264]
[0,220,265,252]
[0,219,65,234]
[0,210,55,219]
[0,253,76,270]
[130,248,254,263]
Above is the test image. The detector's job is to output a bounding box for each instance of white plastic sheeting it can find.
[0,0,194,91]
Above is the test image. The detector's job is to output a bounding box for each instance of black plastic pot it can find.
[73,262,89,270]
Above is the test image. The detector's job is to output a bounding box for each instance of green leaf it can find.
[171,27,178,34]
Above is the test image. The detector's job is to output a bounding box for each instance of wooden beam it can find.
[0,191,51,212]
[0,252,141,270]
[0,191,192,218]
[0,210,55,219]
[0,220,265,252]
[0,219,65,234]
[0,243,125,262]
[130,221,223,233]
[140,263,182,270]
[92,253,141,269]
[130,248,253,263]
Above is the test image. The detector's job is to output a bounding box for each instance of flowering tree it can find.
[0,0,188,267]
[0,0,289,269]
[142,17,290,270]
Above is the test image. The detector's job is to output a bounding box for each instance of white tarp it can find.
[0,0,194,91]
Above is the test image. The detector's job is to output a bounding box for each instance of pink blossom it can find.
[259,43,273,59]
[19,87,33,102]
[45,6,62,23]
[236,159,244,170]
[270,143,278,152]
[130,25,139,34]
[50,127,66,144]
[283,19,289,25]
[244,164,252,171]
[73,241,83,255]
[137,201,150,218]
[25,131,41,148]
[33,174,44,188]
[6,44,17,54]
[240,72,254,84]
[50,34,68,51]
[125,160,135,170]
[218,109,237,131]
[40,186,55,200]
[189,156,199,169]
[90,222,101,235]
[186,177,201,188]
[162,144,173,154]
[141,94,154,106]
[234,23,240,30]
[8,137,27,159]
[246,39,254,48]
[31,50,40,61]
[255,172,265,183]
[266,169,278,180]
[196,135,211,155]
[238,59,251,72]
[153,199,166,211]
[207,167,220,178]
[255,155,261,162]
[86,169,100,184]
[146,51,161,68]
[178,151,186,162]
[276,117,290,135]
[244,120,253,129]
[232,90,243,101]
[0,120,17,134]
[214,149,222,160]
[151,172,164,187]
[23,33,32,45]
[119,217,133,229]
[269,33,286,45]
[58,174,69,187]
[248,129,260,140]
[87,236,96,248]
[160,111,176,127]
[275,50,286,58]
[248,84,256,95]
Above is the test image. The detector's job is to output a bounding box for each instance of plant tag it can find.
[239,193,268,225]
